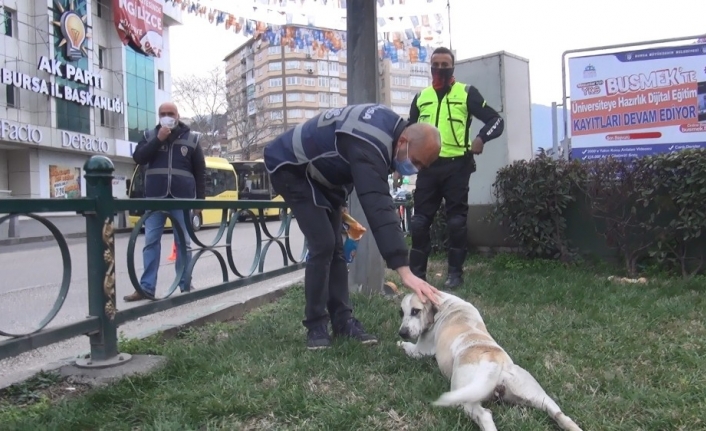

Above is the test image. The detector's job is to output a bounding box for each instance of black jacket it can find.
[337,133,408,270]
[132,122,206,200]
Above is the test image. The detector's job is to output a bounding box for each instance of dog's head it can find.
[398,293,438,341]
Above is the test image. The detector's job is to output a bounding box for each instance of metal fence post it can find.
[75,155,132,368]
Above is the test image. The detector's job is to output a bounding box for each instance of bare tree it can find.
[226,77,281,160]
[172,67,228,155]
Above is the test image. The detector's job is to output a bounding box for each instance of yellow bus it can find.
[127,156,238,231]
[231,159,289,221]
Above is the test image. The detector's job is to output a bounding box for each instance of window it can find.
[304,77,316,86]
[3,8,15,37]
[157,70,165,90]
[269,78,282,88]
[341,81,347,90]
[318,77,329,87]
[305,110,317,118]
[5,86,16,107]
[269,93,283,103]
[286,76,301,86]
[411,63,429,75]
[268,46,280,55]
[392,90,409,100]
[330,78,339,89]
[329,62,339,73]
[286,61,300,70]
[124,44,156,142]
[95,0,105,18]
[304,61,315,71]
[410,76,429,87]
[53,0,92,135]
[331,94,339,107]
[392,76,408,87]
[204,168,237,196]
[392,105,408,115]
[268,62,282,71]
[319,92,330,104]
[317,61,328,74]
[99,109,107,126]
[287,109,302,119]
[97,46,107,68]
[286,93,302,102]
[270,110,284,120]
[304,93,316,102]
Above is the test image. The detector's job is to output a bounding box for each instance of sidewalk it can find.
[0,213,130,246]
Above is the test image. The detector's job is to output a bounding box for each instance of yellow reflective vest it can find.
[416,82,470,158]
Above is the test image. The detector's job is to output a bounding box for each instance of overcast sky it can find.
[169,0,705,110]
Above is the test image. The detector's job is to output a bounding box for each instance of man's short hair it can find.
[431,47,455,65]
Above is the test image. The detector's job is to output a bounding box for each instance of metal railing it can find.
[0,156,306,367]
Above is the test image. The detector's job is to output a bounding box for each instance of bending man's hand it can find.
[396,266,440,305]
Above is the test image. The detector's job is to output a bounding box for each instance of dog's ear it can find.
[425,302,438,326]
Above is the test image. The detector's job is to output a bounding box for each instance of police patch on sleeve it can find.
[323,108,343,120]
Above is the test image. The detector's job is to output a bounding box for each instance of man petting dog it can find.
[264,103,442,350]
[397,291,583,431]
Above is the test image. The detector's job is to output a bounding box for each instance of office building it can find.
[0,0,183,199]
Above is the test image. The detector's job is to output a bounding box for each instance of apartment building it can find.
[224,36,432,161]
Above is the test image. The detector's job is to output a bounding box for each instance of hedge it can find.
[490,149,706,278]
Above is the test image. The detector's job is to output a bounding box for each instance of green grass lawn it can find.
[2,255,705,431]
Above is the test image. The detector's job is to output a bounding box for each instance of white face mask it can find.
[159,116,177,129]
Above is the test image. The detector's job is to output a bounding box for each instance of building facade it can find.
[223,36,432,161]
[0,0,182,199]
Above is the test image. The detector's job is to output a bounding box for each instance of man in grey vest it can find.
[264,103,442,350]
[124,101,207,302]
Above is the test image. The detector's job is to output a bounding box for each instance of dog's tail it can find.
[432,361,503,407]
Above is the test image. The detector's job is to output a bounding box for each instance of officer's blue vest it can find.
[143,128,201,199]
[264,104,404,210]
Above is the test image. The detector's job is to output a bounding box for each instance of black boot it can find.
[444,247,466,289]
[409,248,429,281]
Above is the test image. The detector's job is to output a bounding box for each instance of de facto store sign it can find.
[0,119,112,155]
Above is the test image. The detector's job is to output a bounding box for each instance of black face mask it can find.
[431,67,454,89]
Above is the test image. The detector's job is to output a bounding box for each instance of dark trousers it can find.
[409,153,475,279]
[270,167,352,330]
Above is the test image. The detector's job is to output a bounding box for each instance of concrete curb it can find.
[0,275,302,390]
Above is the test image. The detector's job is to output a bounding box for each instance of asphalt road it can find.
[0,220,306,339]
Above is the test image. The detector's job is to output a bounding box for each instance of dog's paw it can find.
[396,340,404,348]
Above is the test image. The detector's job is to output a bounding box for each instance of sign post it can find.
[346,1,385,295]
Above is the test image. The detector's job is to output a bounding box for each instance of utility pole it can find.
[346,0,385,295]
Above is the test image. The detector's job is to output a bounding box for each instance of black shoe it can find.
[307,325,332,350]
[333,318,378,345]
[444,273,463,289]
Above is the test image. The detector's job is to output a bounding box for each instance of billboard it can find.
[113,0,164,58]
[568,43,706,160]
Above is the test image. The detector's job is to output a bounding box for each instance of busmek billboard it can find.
[568,43,706,160]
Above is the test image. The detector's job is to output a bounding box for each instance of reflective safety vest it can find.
[264,104,406,210]
[416,82,470,158]
[143,128,201,199]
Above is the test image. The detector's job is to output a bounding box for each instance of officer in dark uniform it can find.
[264,103,441,350]
[124,101,206,302]
[409,47,505,289]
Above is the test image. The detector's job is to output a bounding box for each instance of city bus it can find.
[230,159,289,221]
[127,156,239,231]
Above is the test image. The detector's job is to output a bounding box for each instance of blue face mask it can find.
[393,143,418,176]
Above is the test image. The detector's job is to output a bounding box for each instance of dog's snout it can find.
[398,328,410,340]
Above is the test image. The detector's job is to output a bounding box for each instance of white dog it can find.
[397,291,583,431]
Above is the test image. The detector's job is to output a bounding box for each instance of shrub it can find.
[490,148,706,278]
[577,157,654,277]
[638,149,706,278]
[490,150,584,262]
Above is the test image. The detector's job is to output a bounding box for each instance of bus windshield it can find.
[233,162,273,200]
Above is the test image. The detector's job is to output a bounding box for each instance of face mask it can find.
[431,67,454,89]
[393,144,418,176]
[159,116,177,129]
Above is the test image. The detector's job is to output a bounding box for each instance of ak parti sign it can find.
[113,0,164,58]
